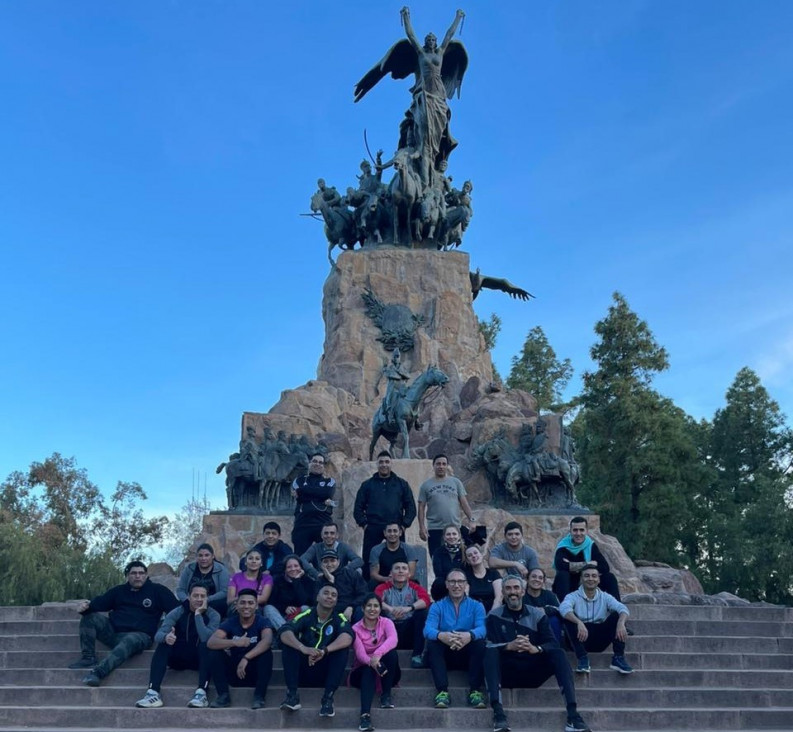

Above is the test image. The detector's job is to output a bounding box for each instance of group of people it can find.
[68,450,632,732]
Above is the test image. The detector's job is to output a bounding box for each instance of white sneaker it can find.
[135,689,163,708]
[187,688,209,708]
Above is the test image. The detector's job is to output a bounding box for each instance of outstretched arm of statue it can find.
[401,6,421,51]
[440,9,465,52]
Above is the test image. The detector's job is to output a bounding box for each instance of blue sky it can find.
[2,1,792,517]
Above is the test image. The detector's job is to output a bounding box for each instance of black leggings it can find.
[149,642,210,692]
[348,649,401,713]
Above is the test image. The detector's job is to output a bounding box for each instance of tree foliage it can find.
[687,368,793,603]
[0,453,169,604]
[506,325,573,410]
[161,494,212,569]
[575,293,706,562]
[478,312,503,384]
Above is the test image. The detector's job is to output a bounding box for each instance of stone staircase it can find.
[0,602,791,731]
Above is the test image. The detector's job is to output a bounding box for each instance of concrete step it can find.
[3,632,790,654]
[3,685,793,708]
[4,667,793,689]
[626,605,793,622]
[0,704,791,729]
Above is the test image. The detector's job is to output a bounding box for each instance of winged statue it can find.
[354,7,468,187]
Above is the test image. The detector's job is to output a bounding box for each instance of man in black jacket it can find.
[290,453,337,555]
[552,516,621,601]
[278,583,354,717]
[354,451,417,580]
[484,577,589,732]
[68,560,178,687]
[317,549,368,622]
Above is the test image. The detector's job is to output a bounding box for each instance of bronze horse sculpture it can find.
[369,364,449,459]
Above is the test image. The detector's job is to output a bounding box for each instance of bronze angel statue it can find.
[354,7,468,188]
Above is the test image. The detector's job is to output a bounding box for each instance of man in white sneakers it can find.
[135,582,220,708]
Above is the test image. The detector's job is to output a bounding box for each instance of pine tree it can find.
[576,293,704,562]
[694,368,793,602]
[506,325,573,410]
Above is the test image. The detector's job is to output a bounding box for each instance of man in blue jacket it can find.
[423,568,487,709]
[68,560,178,687]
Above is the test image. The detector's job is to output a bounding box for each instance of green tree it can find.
[161,494,212,568]
[575,293,705,562]
[506,326,573,409]
[478,312,503,383]
[692,368,793,602]
[0,453,168,604]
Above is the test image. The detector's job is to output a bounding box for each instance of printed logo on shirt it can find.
[142,598,152,608]
[233,634,258,643]
[325,626,335,636]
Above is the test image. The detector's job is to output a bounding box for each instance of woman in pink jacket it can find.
[349,593,401,731]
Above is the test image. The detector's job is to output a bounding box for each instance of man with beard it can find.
[484,576,589,732]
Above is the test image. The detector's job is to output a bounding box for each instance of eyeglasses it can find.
[446,579,467,585]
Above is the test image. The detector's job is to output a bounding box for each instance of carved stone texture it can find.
[318,248,493,416]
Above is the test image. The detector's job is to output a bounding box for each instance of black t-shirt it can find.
[218,614,272,662]
[465,567,501,613]
[191,567,217,596]
[378,545,408,577]
[524,589,559,609]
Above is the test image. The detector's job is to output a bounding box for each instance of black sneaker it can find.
[359,712,374,731]
[209,693,231,708]
[565,712,590,732]
[380,693,394,709]
[280,692,301,711]
[251,695,266,710]
[493,708,510,732]
[81,673,101,687]
[68,656,96,669]
[319,692,335,717]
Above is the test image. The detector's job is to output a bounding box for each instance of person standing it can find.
[354,451,416,580]
[291,453,337,556]
[418,454,475,557]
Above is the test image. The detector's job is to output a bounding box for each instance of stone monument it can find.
[203,8,668,593]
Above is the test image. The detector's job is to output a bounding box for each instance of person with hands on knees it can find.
[423,569,487,710]
[488,522,540,579]
[206,588,274,709]
[350,593,401,731]
[559,563,632,675]
[277,583,354,718]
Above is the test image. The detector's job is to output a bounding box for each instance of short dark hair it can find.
[322,521,339,531]
[263,521,281,534]
[581,562,599,573]
[196,542,215,555]
[570,516,588,528]
[318,581,338,595]
[377,450,392,459]
[432,453,448,464]
[237,588,258,600]
[504,521,522,535]
[124,560,147,575]
[188,580,210,594]
[309,452,325,462]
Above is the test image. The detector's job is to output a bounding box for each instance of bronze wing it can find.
[354,39,418,103]
[441,40,468,99]
[478,275,535,301]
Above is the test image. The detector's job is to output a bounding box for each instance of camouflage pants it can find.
[79,613,151,678]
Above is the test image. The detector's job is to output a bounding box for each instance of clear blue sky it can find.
[2,1,792,517]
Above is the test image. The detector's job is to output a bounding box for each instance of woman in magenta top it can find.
[350,593,401,731]
[227,549,273,614]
